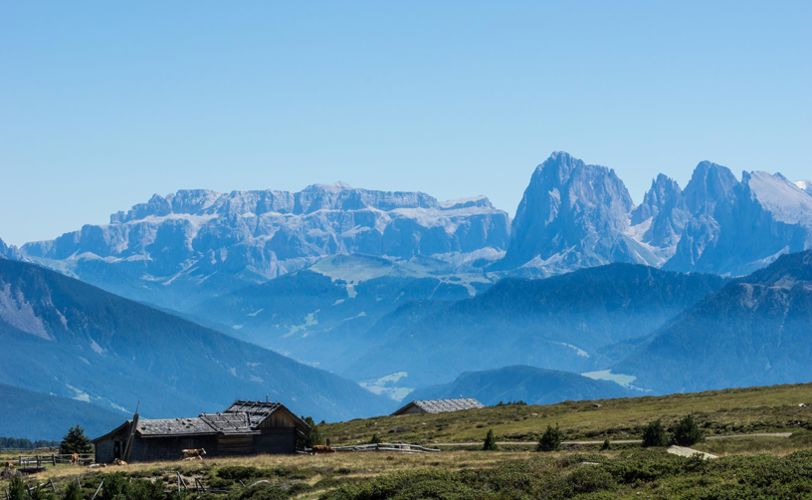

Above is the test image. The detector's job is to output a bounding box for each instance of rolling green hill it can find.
[323,382,812,445]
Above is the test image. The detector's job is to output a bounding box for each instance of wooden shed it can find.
[392,398,484,416]
[92,400,309,463]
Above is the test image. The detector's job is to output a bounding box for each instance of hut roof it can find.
[136,417,217,437]
[392,398,484,415]
[200,412,257,434]
[93,400,308,441]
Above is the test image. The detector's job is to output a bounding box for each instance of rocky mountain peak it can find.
[499,152,642,271]
[682,161,738,215]
[0,238,21,260]
[631,174,683,225]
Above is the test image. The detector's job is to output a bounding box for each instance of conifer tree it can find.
[482,429,498,451]
[537,424,562,452]
[59,425,92,455]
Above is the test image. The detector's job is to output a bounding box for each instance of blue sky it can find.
[1,1,810,245]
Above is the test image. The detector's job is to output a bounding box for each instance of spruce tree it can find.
[672,415,703,446]
[642,419,669,447]
[302,416,323,447]
[482,429,498,451]
[59,425,92,455]
[537,424,562,452]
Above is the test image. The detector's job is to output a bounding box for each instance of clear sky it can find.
[1,1,810,245]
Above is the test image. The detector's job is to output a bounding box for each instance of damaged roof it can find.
[94,400,306,440]
[136,417,216,437]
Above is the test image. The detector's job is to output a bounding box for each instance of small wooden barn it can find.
[92,401,310,463]
[392,398,484,416]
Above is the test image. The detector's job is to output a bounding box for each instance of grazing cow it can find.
[112,458,128,466]
[181,448,207,460]
[70,453,80,464]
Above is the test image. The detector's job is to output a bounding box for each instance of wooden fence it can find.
[332,442,440,453]
[12,453,94,469]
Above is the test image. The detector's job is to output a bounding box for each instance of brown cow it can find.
[70,453,80,464]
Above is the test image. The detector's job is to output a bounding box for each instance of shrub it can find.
[642,420,669,447]
[483,429,498,451]
[217,465,263,481]
[537,424,562,452]
[8,477,28,500]
[370,433,381,444]
[62,481,83,500]
[672,415,703,446]
[601,439,611,451]
[567,466,617,494]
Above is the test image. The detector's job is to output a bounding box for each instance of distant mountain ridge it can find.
[342,263,726,389]
[20,184,509,309]
[409,365,631,406]
[14,153,812,314]
[190,254,490,372]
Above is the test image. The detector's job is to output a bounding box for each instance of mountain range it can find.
[20,185,509,310]
[0,258,390,431]
[16,152,812,317]
[341,264,726,390]
[499,152,812,277]
[3,151,812,437]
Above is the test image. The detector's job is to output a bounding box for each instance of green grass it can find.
[8,449,812,499]
[323,382,812,444]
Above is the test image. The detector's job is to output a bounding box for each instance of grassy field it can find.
[2,382,812,499]
[323,382,812,444]
[4,447,812,499]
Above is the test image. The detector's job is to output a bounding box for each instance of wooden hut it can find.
[391,398,484,416]
[92,400,309,463]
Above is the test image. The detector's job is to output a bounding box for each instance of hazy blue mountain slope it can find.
[617,251,812,392]
[0,383,123,441]
[0,258,391,422]
[409,365,631,406]
[191,254,491,371]
[344,264,725,389]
